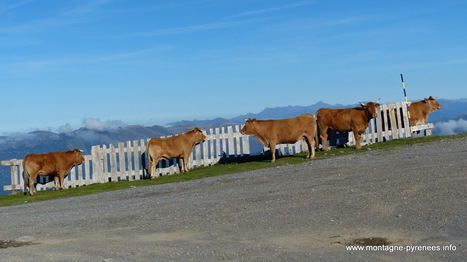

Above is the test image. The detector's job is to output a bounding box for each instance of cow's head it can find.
[423,96,442,112]
[72,149,85,165]
[359,99,380,119]
[241,118,256,135]
[189,127,206,144]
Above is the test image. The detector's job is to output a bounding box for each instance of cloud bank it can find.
[83,118,127,132]
[433,119,467,136]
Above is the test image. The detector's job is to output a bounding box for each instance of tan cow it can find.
[146,127,206,178]
[409,96,442,126]
[388,96,442,135]
[23,149,85,196]
[408,96,442,136]
[240,114,317,163]
[316,100,380,151]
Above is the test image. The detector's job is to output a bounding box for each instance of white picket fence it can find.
[2,125,250,194]
[355,101,433,144]
[1,102,434,194]
[263,102,433,153]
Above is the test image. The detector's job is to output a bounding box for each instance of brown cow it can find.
[408,96,442,136]
[409,96,442,126]
[240,114,317,163]
[389,96,442,133]
[316,100,380,151]
[23,149,85,196]
[146,127,206,178]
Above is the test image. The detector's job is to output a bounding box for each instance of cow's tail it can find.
[146,142,152,176]
[314,113,320,150]
[23,166,29,193]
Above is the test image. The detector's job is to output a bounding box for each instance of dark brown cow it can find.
[146,127,206,177]
[240,114,317,163]
[23,149,85,196]
[316,101,380,151]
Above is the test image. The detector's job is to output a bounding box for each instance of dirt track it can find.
[1,136,466,261]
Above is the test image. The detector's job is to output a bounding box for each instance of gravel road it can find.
[1,136,466,262]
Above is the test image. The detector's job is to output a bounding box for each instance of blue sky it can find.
[1,0,466,134]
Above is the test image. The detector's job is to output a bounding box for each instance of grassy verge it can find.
[1,133,465,207]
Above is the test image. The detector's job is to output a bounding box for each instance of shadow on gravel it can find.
[347,237,391,246]
[218,153,273,164]
[0,240,37,249]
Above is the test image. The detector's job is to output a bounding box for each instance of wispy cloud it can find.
[121,17,268,38]
[232,1,313,17]
[0,0,32,14]
[0,0,113,34]
[2,47,172,76]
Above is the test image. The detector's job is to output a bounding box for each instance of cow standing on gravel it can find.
[23,149,85,196]
[146,127,206,178]
[241,114,317,163]
[316,100,380,151]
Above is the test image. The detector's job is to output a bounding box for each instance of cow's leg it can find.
[149,161,157,178]
[54,176,60,190]
[59,175,66,190]
[320,127,329,151]
[151,164,157,178]
[150,157,162,178]
[304,135,315,159]
[146,153,153,175]
[270,143,277,163]
[315,126,320,150]
[353,128,362,149]
[183,157,189,172]
[29,174,37,196]
[180,157,187,172]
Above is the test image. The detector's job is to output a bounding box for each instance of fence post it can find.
[241,126,250,156]
[387,103,398,139]
[402,102,412,138]
[118,142,126,181]
[215,127,221,161]
[227,126,235,157]
[376,107,383,143]
[91,145,101,183]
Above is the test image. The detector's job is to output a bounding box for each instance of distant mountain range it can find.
[1,98,466,195]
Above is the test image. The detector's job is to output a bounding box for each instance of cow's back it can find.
[23,152,66,175]
[147,134,192,157]
[409,101,434,126]
[317,108,353,131]
[257,114,316,144]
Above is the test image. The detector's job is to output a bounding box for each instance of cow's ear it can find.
[423,98,429,103]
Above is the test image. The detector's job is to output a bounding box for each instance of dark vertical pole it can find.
[400,73,413,133]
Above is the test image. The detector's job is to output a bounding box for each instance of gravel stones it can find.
[0,136,466,261]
